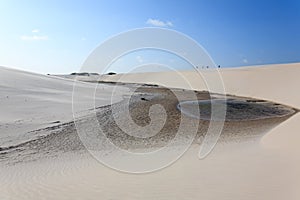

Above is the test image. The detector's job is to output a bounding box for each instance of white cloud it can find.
[21,29,48,41]
[136,56,144,63]
[20,35,48,41]
[242,58,248,63]
[146,18,173,27]
[31,29,40,33]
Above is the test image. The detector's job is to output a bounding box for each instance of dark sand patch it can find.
[178,99,296,121]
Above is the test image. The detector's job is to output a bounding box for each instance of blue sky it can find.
[0,0,299,74]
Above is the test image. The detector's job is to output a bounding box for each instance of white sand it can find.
[0,66,127,147]
[1,63,300,199]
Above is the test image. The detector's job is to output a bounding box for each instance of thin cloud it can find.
[146,18,173,27]
[31,29,40,33]
[136,56,144,63]
[20,35,48,41]
[21,29,48,41]
[242,58,248,64]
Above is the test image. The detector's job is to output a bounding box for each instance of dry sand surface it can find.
[1,63,300,200]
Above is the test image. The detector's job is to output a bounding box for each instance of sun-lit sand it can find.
[1,63,300,200]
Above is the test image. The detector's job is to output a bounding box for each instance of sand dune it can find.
[102,62,300,150]
[1,63,300,199]
[102,63,300,108]
[0,66,128,147]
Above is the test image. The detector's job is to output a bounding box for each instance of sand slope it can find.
[0,66,127,147]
